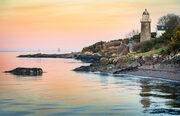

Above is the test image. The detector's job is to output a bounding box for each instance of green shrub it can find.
[131,34,140,43]
[132,41,152,52]
[132,38,164,53]
[166,28,180,54]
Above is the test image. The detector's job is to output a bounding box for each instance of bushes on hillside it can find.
[132,36,169,53]
[132,40,154,53]
[166,28,180,54]
[131,24,177,53]
[105,40,121,47]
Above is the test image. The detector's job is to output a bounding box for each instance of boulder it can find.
[73,66,90,72]
[5,67,43,76]
[113,66,138,74]
[75,54,102,63]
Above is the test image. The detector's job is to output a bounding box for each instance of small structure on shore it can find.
[140,9,151,42]
[57,48,61,52]
[156,25,169,38]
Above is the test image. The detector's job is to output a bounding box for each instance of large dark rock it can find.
[73,66,90,72]
[75,54,102,63]
[5,67,43,76]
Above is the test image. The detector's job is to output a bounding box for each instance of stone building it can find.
[140,9,151,42]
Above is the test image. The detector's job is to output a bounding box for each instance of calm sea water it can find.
[0,52,180,116]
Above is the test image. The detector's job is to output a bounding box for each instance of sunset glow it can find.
[0,0,180,51]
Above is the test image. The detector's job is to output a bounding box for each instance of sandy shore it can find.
[129,65,180,82]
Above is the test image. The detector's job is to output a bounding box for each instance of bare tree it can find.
[125,29,139,39]
[157,15,170,25]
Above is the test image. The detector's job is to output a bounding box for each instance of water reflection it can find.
[4,73,43,81]
[139,79,152,109]
[0,52,180,116]
[15,76,42,81]
[98,73,109,86]
[139,79,180,115]
[100,73,180,115]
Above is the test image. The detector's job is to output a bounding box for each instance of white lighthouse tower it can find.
[140,9,151,42]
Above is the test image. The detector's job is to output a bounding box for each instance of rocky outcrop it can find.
[73,54,177,74]
[5,68,43,76]
[162,53,180,65]
[82,41,105,53]
[73,66,91,72]
[75,54,102,63]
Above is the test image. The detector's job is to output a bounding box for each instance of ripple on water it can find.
[0,111,33,116]
[0,101,10,105]
[149,108,180,115]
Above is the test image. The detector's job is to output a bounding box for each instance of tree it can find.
[157,14,180,34]
[125,29,140,43]
[166,28,180,54]
[171,28,180,44]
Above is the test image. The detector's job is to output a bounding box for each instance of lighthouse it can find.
[140,9,151,42]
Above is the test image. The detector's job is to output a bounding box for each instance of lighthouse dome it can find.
[143,9,149,15]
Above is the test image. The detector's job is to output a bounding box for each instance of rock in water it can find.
[73,66,90,72]
[5,67,43,76]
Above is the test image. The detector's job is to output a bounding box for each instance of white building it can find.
[156,25,169,38]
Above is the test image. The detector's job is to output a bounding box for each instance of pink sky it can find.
[0,0,180,52]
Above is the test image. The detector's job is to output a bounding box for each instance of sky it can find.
[0,0,180,52]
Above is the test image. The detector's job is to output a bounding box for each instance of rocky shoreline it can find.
[74,54,180,81]
[18,52,180,81]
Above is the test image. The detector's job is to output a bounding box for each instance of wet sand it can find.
[129,65,180,82]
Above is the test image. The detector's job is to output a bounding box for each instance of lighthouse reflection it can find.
[139,79,151,109]
[139,79,180,115]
